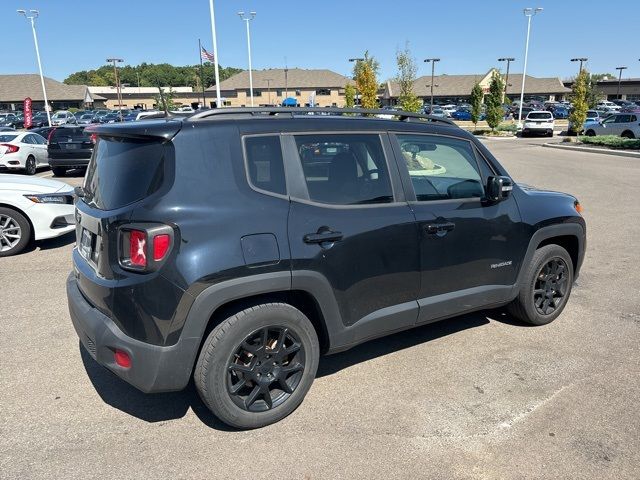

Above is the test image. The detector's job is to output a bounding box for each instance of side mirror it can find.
[486,176,513,202]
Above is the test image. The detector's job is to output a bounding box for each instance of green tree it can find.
[569,69,589,137]
[154,87,176,111]
[485,71,505,131]
[353,51,380,110]
[469,82,484,128]
[344,83,356,108]
[395,43,422,113]
[585,72,610,108]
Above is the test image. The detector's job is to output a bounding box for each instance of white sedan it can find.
[0,175,75,256]
[0,131,49,175]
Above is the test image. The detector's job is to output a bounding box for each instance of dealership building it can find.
[563,77,640,103]
[384,69,571,105]
[0,74,103,111]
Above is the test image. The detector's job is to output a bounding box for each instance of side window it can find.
[603,115,617,124]
[618,115,631,123]
[244,136,287,196]
[396,134,485,201]
[23,134,35,144]
[293,134,393,205]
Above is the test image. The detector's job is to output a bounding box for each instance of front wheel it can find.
[507,244,574,325]
[195,303,320,429]
[585,129,596,137]
[0,207,31,257]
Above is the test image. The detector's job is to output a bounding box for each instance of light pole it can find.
[424,58,440,112]
[615,66,627,99]
[17,9,51,126]
[517,7,543,127]
[498,57,515,103]
[571,57,588,75]
[208,0,222,107]
[238,11,256,107]
[106,58,124,119]
[265,78,273,106]
[349,58,364,106]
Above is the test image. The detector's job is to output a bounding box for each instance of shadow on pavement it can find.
[21,231,75,254]
[80,309,527,429]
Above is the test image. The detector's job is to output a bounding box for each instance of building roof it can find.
[209,68,352,91]
[0,74,104,102]
[386,70,570,98]
[88,86,194,94]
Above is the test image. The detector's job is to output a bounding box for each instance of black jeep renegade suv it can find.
[67,107,586,429]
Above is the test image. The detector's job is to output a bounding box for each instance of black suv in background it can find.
[47,125,95,176]
[67,108,586,429]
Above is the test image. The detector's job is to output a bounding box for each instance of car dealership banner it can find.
[24,97,33,129]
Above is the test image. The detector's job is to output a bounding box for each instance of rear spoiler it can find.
[86,119,182,141]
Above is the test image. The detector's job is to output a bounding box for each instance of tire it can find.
[25,156,37,175]
[585,129,596,137]
[621,130,635,139]
[51,167,66,177]
[548,130,554,137]
[195,303,320,429]
[0,207,31,257]
[507,244,574,325]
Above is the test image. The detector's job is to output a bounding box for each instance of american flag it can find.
[201,46,215,62]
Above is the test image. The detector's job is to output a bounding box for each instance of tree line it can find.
[63,62,243,89]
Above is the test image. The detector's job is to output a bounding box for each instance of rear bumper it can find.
[48,157,91,167]
[67,273,199,393]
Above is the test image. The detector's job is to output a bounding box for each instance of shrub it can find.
[579,135,640,150]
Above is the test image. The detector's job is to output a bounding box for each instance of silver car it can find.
[583,113,640,138]
[50,111,77,126]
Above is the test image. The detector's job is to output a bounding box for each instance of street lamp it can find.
[424,58,440,112]
[616,66,627,99]
[517,7,543,127]
[571,57,588,74]
[498,57,515,103]
[17,9,51,127]
[208,0,222,107]
[106,58,124,118]
[238,11,256,107]
[349,58,364,106]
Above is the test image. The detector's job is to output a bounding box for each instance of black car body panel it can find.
[67,110,586,392]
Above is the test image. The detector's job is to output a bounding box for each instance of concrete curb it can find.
[542,143,640,158]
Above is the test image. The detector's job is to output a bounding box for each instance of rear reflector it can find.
[153,234,171,261]
[114,349,131,368]
[129,230,147,267]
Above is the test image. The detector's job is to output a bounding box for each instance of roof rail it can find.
[186,106,457,127]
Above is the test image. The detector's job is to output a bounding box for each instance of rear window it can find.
[0,135,17,142]
[83,138,166,210]
[527,112,552,120]
[51,127,89,142]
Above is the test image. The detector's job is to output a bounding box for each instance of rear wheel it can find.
[621,130,635,139]
[51,167,66,177]
[508,244,573,325]
[25,156,37,175]
[195,303,320,429]
[0,207,31,257]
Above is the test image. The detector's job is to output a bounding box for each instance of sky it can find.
[2,0,640,83]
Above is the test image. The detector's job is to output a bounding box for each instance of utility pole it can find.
[498,57,515,103]
[106,58,124,119]
[349,57,364,106]
[17,9,51,126]
[265,78,273,106]
[208,0,222,107]
[616,66,627,99]
[424,58,440,111]
[517,7,543,127]
[238,11,256,107]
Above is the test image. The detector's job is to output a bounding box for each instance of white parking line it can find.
[37,171,53,178]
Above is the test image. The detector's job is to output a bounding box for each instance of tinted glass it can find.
[0,135,17,142]
[527,112,553,120]
[33,134,46,144]
[83,138,166,210]
[51,127,89,142]
[397,134,484,201]
[586,111,598,118]
[294,134,393,205]
[244,136,286,196]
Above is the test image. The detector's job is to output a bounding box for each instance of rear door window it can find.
[83,138,167,210]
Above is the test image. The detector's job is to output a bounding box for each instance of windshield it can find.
[83,138,168,210]
[0,135,17,142]
[80,114,93,119]
[586,111,598,118]
[527,112,552,120]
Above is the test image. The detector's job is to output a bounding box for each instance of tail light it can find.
[89,133,97,144]
[47,127,57,143]
[119,224,174,272]
[1,144,19,153]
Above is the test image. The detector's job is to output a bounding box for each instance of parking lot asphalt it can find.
[1,137,639,480]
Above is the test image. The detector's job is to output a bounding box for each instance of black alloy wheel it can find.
[227,326,305,412]
[26,156,36,175]
[533,257,569,316]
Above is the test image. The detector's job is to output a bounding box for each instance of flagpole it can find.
[198,38,207,108]
[208,0,221,107]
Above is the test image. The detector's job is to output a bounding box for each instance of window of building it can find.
[244,136,286,196]
[316,88,331,96]
[395,134,486,201]
[276,90,283,97]
[294,134,393,205]
[295,89,301,96]
[253,90,262,97]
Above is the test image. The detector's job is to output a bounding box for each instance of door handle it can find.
[303,229,343,244]
[424,222,456,235]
